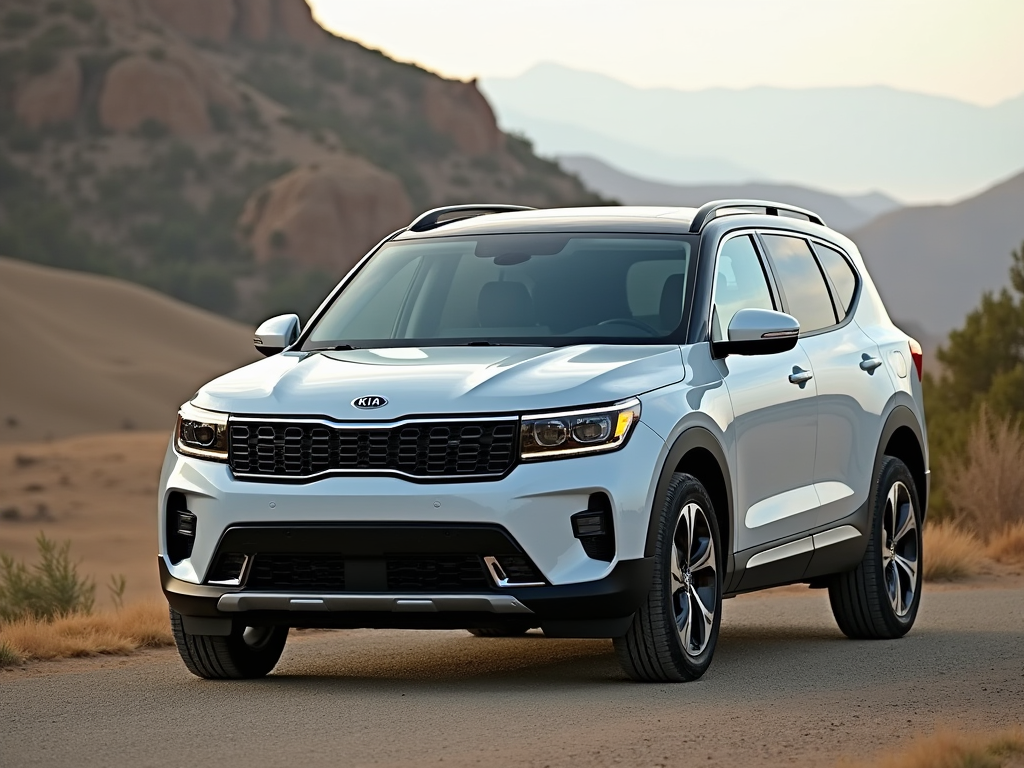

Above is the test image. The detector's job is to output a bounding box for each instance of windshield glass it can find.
[302,233,695,349]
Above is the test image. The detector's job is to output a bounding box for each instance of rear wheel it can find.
[170,609,289,679]
[614,473,723,682]
[828,456,922,639]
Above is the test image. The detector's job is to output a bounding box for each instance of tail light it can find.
[908,339,923,381]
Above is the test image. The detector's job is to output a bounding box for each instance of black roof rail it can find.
[407,204,535,233]
[689,199,826,233]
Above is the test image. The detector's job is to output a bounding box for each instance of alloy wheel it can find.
[882,480,919,617]
[670,502,719,656]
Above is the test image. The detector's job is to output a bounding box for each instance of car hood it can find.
[192,345,683,419]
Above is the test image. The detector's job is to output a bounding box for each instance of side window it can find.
[712,235,775,342]
[812,242,858,318]
[761,234,837,334]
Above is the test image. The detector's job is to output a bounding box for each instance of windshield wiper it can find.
[305,344,358,352]
[459,340,549,347]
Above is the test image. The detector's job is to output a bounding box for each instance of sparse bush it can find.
[839,727,1024,768]
[922,521,980,581]
[3,9,39,35]
[136,117,170,141]
[0,600,173,662]
[0,533,96,622]
[0,640,20,667]
[988,521,1024,565]
[943,407,1024,538]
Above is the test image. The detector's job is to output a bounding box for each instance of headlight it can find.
[175,402,229,461]
[521,398,641,460]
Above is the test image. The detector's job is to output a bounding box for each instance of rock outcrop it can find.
[422,78,504,155]
[146,0,236,43]
[14,57,82,128]
[239,160,413,273]
[97,53,241,136]
[144,0,322,46]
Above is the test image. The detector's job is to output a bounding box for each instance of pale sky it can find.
[309,0,1024,106]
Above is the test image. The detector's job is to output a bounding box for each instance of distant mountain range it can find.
[482,63,1024,201]
[851,168,1024,337]
[559,155,901,233]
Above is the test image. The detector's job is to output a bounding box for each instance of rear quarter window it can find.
[812,242,858,318]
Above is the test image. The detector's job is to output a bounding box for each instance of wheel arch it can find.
[876,405,928,518]
[646,427,733,568]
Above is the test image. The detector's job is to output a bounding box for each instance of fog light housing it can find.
[571,493,615,562]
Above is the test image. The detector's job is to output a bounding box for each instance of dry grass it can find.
[988,521,1024,565]
[944,408,1024,537]
[840,728,1024,768]
[0,600,172,666]
[923,521,982,581]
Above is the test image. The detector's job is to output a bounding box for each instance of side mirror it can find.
[253,314,301,357]
[712,308,799,357]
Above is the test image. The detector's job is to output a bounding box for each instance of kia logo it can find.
[352,396,388,409]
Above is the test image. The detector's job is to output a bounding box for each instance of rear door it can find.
[760,234,891,528]
[712,233,819,553]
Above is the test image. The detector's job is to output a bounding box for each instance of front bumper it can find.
[160,556,654,638]
[158,421,667,588]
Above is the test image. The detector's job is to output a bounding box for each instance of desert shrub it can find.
[922,521,980,581]
[943,407,1024,538]
[3,9,38,35]
[68,0,96,23]
[0,533,96,622]
[987,521,1024,565]
[0,600,173,662]
[840,727,1024,768]
[208,102,234,133]
[311,51,346,82]
[0,639,20,666]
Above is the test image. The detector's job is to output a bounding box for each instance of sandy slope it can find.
[0,258,257,444]
[0,432,169,604]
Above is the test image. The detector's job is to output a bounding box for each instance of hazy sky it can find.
[308,0,1024,106]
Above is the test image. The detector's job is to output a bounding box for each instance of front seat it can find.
[478,281,535,328]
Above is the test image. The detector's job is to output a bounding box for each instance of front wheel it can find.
[614,473,723,682]
[828,456,922,639]
[170,609,289,679]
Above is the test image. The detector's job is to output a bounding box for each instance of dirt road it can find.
[3,584,1022,767]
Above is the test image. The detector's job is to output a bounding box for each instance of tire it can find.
[170,608,289,679]
[466,626,532,638]
[614,473,723,682]
[828,456,923,639]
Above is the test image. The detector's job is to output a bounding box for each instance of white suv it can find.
[159,201,928,682]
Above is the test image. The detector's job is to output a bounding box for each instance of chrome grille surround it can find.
[227,416,519,481]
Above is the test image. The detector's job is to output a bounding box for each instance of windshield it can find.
[302,233,695,349]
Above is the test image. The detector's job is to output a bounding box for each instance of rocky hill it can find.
[0,0,602,321]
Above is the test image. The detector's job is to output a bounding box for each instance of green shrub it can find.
[0,533,96,622]
[3,9,39,35]
[0,640,21,667]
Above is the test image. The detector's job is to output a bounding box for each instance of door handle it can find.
[789,367,813,386]
[859,356,883,373]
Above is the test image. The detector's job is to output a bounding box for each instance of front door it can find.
[711,233,820,553]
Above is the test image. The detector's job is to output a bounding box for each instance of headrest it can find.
[478,281,534,328]
[659,274,686,329]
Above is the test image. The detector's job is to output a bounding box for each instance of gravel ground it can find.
[2,585,1023,767]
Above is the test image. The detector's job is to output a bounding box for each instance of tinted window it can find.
[813,242,857,317]
[712,235,775,341]
[303,234,694,348]
[762,234,837,333]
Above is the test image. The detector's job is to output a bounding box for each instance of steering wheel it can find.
[596,318,660,336]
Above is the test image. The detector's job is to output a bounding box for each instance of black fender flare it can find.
[644,426,733,559]
[874,404,928,515]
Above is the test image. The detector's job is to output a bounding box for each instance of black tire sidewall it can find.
[871,458,923,635]
[655,474,724,676]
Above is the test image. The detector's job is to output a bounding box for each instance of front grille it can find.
[228,419,518,480]
[242,554,490,592]
[387,556,489,591]
[248,554,347,591]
